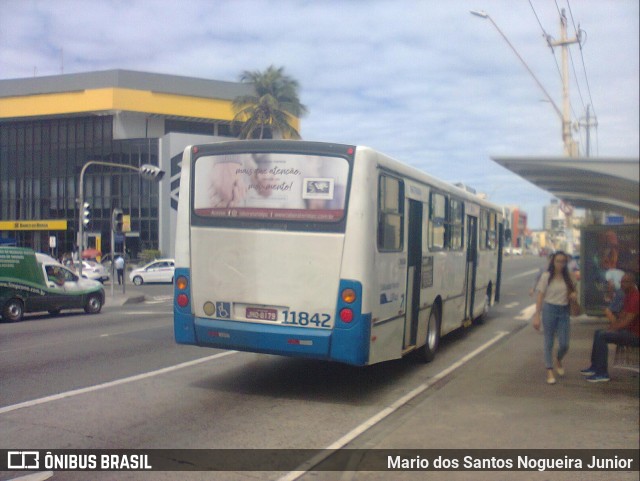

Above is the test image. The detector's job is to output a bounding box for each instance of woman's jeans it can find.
[542,303,570,369]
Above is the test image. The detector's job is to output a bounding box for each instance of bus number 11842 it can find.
[282,311,331,327]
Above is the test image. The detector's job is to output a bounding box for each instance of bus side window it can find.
[377,175,404,251]
[448,198,464,250]
[429,192,446,250]
[488,212,497,249]
[480,210,497,250]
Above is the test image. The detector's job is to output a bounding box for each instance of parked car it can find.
[129,259,175,286]
[78,260,110,283]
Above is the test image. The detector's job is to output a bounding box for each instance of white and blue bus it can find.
[174,141,504,366]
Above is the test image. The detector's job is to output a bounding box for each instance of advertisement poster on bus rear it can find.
[193,152,349,222]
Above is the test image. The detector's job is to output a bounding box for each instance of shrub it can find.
[140,249,162,264]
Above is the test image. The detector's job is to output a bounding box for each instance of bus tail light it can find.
[177,294,189,307]
[341,288,356,304]
[175,274,190,308]
[340,308,354,323]
[336,280,362,327]
[176,276,188,290]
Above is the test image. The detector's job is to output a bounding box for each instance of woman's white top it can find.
[535,271,570,306]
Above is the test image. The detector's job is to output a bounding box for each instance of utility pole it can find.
[546,8,582,254]
[547,9,580,158]
[579,104,597,157]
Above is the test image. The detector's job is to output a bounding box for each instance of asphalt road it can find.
[0,256,550,481]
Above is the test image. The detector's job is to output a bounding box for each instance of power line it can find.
[566,0,599,155]
[529,0,564,84]
[529,0,601,156]
[528,0,580,155]
[528,0,548,36]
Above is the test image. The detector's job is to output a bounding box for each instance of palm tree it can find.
[232,65,307,139]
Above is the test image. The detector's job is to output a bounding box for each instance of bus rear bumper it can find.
[193,317,333,360]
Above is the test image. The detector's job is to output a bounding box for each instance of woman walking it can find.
[532,251,578,384]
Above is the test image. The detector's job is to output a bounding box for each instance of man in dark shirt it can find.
[581,272,640,382]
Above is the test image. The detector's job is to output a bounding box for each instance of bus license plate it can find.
[246,307,278,321]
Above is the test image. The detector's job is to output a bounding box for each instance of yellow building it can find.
[0,69,267,257]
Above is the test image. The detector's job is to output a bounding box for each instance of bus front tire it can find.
[419,304,441,363]
[2,299,24,322]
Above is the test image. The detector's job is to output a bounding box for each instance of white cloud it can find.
[0,0,637,228]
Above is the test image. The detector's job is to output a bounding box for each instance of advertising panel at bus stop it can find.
[580,224,639,315]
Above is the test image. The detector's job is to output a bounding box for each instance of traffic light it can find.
[139,164,165,181]
[112,208,124,233]
[82,202,90,226]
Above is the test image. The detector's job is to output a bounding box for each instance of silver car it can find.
[78,260,110,283]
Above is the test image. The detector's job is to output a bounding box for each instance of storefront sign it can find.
[0,220,68,231]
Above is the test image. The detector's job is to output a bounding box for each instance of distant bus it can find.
[174,141,504,366]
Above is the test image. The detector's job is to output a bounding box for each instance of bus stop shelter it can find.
[490,156,639,218]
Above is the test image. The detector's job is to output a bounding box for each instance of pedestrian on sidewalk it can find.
[115,255,125,285]
[529,253,554,297]
[532,251,578,385]
[581,272,640,382]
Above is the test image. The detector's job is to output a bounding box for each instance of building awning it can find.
[491,156,639,217]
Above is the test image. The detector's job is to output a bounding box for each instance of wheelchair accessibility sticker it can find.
[216,302,231,318]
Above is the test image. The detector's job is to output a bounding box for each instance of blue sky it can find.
[1,0,638,228]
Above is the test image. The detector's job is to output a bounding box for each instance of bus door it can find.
[464,215,478,323]
[404,200,423,349]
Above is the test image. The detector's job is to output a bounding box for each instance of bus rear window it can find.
[193,152,350,222]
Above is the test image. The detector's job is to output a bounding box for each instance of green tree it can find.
[232,65,307,139]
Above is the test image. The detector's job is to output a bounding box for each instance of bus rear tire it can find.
[2,299,24,322]
[419,304,441,363]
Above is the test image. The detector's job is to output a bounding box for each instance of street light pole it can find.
[77,160,164,277]
[470,10,562,120]
[470,10,578,157]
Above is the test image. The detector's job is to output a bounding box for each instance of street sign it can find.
[605,215,624,225]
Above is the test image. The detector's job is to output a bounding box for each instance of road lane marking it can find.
[7,472,54,481]
[515,304,537,320]
[503,302,519,309]
[278,330,510,481]
[0,351,237,415]
[119,311,166,315]
[507,268,540,280]
[0,323,171,354]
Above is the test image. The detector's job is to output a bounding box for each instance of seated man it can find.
[581,272,639,382]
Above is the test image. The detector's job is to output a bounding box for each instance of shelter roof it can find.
[491,156,639,217]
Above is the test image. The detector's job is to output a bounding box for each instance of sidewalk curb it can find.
[105,292,146,306]
[122,295,146,305]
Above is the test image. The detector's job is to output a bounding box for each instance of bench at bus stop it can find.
[614,344,640,373]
